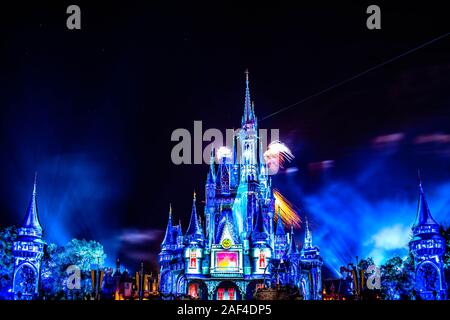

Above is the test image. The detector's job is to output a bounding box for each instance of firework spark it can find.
[216,146,232,161]
[264,141,294,175]
[273,189,301,229]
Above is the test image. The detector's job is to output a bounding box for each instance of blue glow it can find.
[275,155,450,276]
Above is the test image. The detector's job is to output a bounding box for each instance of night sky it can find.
[0,1,449,276]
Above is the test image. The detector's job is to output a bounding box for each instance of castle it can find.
[8,74,447,301]
[158,71,323,300]
[12,174,44,300]
[409,178,447,300]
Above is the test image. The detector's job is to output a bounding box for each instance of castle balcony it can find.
[410,238,446,257]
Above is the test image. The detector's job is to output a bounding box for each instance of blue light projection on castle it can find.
[12,174,44,300]
[409,177,447,300]
[158,72,323,300]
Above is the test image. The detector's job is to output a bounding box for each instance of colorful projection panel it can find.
[216,251,238,269]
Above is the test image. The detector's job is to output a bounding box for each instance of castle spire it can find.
[414,172,438,226]
[259,140,267,178]
[207,147,216,184]
[21,172,42,235]
[288,225,298,254]
[304,217,312,249]
[185,191,204,243]
[242,69,255,126]
[252,203,269,243]
[232,134,237,165]
[275,207,285,236]
[177,219,183,237]
[161,204,174,246]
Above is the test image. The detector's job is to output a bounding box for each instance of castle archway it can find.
[13,263,38,299]
[215,281,240,300]
[187,280,207,299]
[176,275,187,295]
[416,261,441,291]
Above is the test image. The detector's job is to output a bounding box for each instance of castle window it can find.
[188,283,198,298]
[228,288,235,300]
[217,288,225,300]
[189,252,197,269]
[259,253,266,268]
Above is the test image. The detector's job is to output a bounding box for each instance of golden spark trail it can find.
[273,189,301,229]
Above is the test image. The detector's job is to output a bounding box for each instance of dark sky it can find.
[0,1,449,275]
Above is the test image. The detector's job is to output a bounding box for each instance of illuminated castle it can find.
[12,174,45,300]
[159,71,323,300]
[409,177,447,300]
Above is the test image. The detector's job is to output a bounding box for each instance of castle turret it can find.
[205,149,216,247]
[303,217,313,250]
[300,218,323,300]
[184,192,204,275]
[176,220,184,248]
[287,226,299,256]
[12,173,45,300]
[230,136,240,189]
[161,204,175,251]
[185,192,205,245]
[159,204,185,295]
[274,208,287,260]
[251,204,269,244]
[251,204,271,274]
[217,149,231,195]
[409,175,447,300]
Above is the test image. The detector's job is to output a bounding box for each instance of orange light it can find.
[273,189,301,228]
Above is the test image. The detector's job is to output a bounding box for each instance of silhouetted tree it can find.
[0,225,17,297]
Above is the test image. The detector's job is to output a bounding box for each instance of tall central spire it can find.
[242,69,255,126]
[245,69,251,116]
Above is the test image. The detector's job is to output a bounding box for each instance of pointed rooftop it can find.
[414,172,439,227]
[21,172,43,235]
[241,69,256,127]
[177,220,183,238]
[303,217,313,249]
[275,207,285,236]
[288,225,298,254]
[185,191,204,243]
[161,204,174,247]
[252,203,269,242]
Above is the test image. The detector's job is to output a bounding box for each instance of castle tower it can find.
[12,174,45,300]
[160,204,175,252]
[286,226,300,288]
[184,192,204,275]
[159,205,175,294]
[300,218,323,300]
[239,69,258,183]
[158,71,322,300]
[205,149,216,247]
[409,176,447,300]
[251,204,272,275]
[274,208,287,260]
